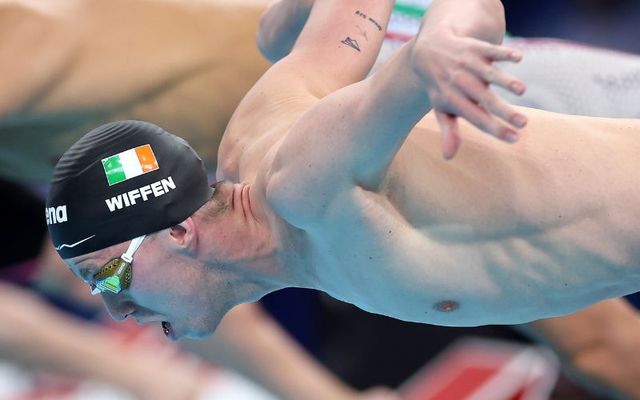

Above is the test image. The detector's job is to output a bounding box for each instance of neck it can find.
[203,182,317,303]
[245,183,318,290]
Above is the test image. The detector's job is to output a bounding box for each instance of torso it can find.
[219,14,640,324]
[220,83,640,325]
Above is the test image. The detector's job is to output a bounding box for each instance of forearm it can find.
[0,2,78,118]
[0,281,218,400]
[1,0,250,118]
[1,0,270,181]
[0,283,170,396]
[519,299,640,399]
[183,303,358,400]
[6,320,145,392]
[278,0,395,94]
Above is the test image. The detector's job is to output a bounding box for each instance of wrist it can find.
[424,0,505,44]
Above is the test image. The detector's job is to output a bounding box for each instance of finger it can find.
[454,73,527,128]
[435,111,461,160]
[466,61,526,95]
[443,91,519,143]
[474,41,523,63]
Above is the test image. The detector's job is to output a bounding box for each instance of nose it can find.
[101,295,135,321]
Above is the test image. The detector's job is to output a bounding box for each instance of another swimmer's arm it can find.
[519,299,640,399]
[0,0,242,118]
[0,282,203,399]
[0,2,78,118]
[183,303,399,400]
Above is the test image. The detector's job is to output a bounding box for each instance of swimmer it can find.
[2,1,636,398]
[48,0,640,341]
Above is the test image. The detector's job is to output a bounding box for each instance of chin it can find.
[184,331,212,340]
[183,322,217,340]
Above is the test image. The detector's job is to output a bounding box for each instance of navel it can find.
[434,300,459,313]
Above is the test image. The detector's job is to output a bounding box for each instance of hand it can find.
[130,358,206,400]
[411,26,527,159]
[358,386,403,400]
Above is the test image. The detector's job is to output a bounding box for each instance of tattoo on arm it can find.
[355,25,368,41]
[341,37,361,52]
[355,10,383,32]
[339,10,384,52]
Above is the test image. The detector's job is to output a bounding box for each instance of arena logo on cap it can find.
[102,144,159,186]
[46,205,68,225]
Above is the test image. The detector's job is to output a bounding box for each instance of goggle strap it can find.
[121,235,145,263]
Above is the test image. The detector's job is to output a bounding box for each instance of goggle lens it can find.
[92,258,132,295]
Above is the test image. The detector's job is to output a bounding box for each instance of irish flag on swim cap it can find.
[101,144,159,186]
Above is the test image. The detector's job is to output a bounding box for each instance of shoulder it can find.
[264,146,356,229]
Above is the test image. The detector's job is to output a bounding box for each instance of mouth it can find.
[161,321,176,341]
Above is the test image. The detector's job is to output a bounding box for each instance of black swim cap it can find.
[46,120,214,259]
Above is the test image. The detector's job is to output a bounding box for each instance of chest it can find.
[304,187,447,317]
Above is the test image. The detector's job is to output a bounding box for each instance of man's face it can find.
[66,235,231,340]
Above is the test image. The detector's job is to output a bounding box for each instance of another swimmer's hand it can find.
[358,386,403,400]
[411,26,527,160]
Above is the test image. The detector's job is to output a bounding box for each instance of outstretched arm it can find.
[0,0,270,180]
[0,0,233,118]
[267,1,524,221]
[258,0,527,160]
[184,303,400,400]
[0,282,204,399]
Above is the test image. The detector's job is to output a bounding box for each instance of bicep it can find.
[265,47,429,223]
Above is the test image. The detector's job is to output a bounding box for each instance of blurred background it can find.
[502,0,640,53]
[2,0,640,398]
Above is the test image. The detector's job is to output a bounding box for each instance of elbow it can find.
[256,0,294,64]
[256,19,281,63]
[256,0,314,63]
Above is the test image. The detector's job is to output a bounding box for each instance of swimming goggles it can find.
[91,235,146,295]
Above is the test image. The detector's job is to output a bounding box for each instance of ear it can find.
[169,216,198,254]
